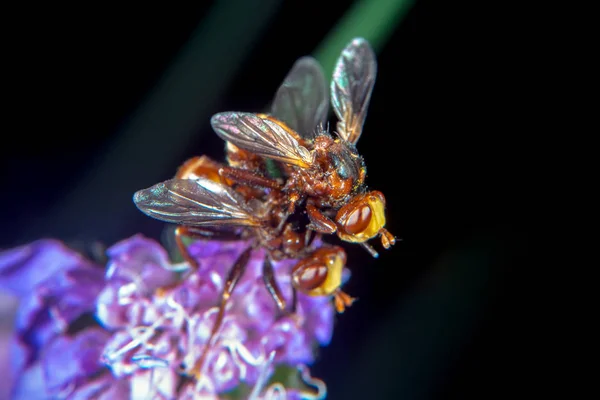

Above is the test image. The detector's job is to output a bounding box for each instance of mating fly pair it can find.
[134,38,395,319]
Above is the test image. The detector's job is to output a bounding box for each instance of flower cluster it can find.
[0,234,340,399]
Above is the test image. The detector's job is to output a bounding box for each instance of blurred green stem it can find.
[314,0,415,74]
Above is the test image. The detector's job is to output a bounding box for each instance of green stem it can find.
[313,0,415,75]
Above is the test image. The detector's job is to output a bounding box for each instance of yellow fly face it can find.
[336,191,387,243]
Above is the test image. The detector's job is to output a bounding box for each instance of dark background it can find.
[2,1,546,399]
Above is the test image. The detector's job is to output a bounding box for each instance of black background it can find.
[1,1,548,399]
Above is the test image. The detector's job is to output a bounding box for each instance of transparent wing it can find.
[133,177,262,227]
[271,56,328,140]
[330,37,377,144]
[211,112,314,168]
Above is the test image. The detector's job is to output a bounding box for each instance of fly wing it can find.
[330,38,377,145]
[133,177,262,227]
[271,56,329,140]
[211,112,314,168]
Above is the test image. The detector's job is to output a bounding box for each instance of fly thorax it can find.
[327,143,365,196]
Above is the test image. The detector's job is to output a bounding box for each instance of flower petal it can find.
[42,327,111,394]
[105,234,180,294]
[69,375,130,400]
[297,292,335,346]
[11,362,46,400]
[0,239,94,297]
[258,316,314,366]
[13,266,105,373]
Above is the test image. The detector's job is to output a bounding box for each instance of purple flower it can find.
[0,234,337,399]
[0,240,125,399]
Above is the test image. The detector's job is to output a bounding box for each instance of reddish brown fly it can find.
[133,37,396,377]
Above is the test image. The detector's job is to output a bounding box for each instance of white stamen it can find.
[194,373,217,398]
[113,268,148,294]
[263,383,286,400]
[216,339,256,380]
[165,292,190,329]
[105,315,169,363]
[209,270,223,288]
[161,261,191,272]
[296,364,327,400]
[212,348,235,385]
[215,350,228,370]
[131,354,169,369]
[117,282,137,301]
[226,339,265,367]
[248,350,276,400]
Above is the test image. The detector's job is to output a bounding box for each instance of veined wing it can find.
[133,177,262,227]
[271,56,328,140]
[211,112,314,168]
[331,37,377,145]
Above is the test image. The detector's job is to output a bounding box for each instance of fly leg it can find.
[174,226,200,271]
[174,226,241,271]
[219,166,282,190]
[264,256,300,320]
[359,242,379,258]
[189,246,252,380]
[379,228,397,249]
[155,226,243,296]
[306,204,337,234]
[263,256,296,315]
[333,288,357,313]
